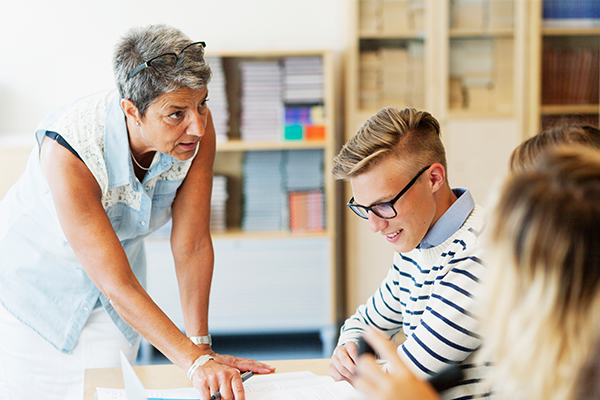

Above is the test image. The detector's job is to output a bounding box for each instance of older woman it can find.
[0,24,273,400]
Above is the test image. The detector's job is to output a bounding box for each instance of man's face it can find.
[350,156,438,253]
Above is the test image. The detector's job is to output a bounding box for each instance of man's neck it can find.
[431,184,458,227]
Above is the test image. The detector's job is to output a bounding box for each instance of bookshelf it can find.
[447,0,516,117]
[142,50,341,360]
[527,0,600,134]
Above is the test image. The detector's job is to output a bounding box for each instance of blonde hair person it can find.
[354,146,600,400]
[509,124,600,174]
[480,145,600,400]
[574,336,600,400]
[330,106,490,400]
[332,106,447,180]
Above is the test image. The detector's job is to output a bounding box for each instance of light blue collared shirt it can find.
[0,91,193,353]
[417,188,475,249]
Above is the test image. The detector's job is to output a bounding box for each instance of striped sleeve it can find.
[398,246,486,381]
[337,263,405,346]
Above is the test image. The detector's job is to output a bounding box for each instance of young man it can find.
[329,107,488,400]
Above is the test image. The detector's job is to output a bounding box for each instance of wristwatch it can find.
[189,334,212,346]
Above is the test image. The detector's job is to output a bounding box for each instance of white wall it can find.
[0,0,351,137]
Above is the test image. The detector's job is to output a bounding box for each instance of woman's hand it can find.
[354,329,440,400]
[190,351,275,400]
[190,359,244,400]
[212,352,275,375]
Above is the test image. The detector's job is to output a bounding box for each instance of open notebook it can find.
[94,352,363,400]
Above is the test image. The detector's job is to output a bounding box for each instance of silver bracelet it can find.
[187,354,214,380]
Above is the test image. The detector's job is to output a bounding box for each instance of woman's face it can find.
[136,86,209,161]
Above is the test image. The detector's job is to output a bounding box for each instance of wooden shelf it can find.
[449,28,514,38]
[541,105,600,115]
[448,109,514,119]
[216,139,327,152]
[359,31,425,40]
[542,27,600,36]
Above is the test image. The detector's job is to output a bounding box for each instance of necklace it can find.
[130,148,152,171]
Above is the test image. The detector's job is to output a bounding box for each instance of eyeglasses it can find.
[347,165,431,220]
[127,41,206,80]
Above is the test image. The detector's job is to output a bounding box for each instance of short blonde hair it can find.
[332,106,446,180]
[480,146,600,400]
[510,124,600,174]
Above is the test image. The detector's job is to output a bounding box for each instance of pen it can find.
[210,371,254,400]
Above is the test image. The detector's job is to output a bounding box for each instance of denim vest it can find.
[0,90,194,353]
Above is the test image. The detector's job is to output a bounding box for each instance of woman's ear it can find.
[121,98,141,123]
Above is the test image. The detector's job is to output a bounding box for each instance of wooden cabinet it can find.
[526,0,600,133]
[143,51,341,360]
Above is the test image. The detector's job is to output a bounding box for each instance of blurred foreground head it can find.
[482,146,600,400]
[509,124,600,174]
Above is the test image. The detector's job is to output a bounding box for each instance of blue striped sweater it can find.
[338,205,489,400]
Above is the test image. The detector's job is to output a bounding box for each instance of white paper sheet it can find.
[96,371,362,400]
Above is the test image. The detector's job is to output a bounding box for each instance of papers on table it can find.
[96,371,362,400]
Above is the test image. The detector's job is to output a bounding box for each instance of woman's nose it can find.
[186,112,207,138]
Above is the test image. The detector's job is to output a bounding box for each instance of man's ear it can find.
[121,98,141,123]
[428,163,446,193]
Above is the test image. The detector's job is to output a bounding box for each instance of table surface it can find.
[84,358,331,400]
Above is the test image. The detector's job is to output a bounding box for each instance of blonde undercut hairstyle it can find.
[509,124,600,174]
[480,146,600,400]
[332,106,446,180]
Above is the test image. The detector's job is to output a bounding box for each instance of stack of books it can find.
[283,105,325,141]
[240,61,283,142]
[289,191,325,233]
[359,0,425,35]
[282,56,324,103]
[450,0,513,30]
[282,57,326,141]
[449,38,513,113]
[285,150,325,232]
[205,57,229,143]
[542,45,599,106]
[360,42,425,110]
[210,175,228,232]
[241,151,285,231]
[543,0,600,28]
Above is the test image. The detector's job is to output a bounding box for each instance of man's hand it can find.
[328,341,359,382]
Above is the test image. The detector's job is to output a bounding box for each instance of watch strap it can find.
[189,334,212,346]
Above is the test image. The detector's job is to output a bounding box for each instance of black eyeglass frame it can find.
[347,165,432,220]
[127,41,207,80]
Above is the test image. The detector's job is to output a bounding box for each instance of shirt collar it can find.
[417,188,475,249]
[104,92,175,188]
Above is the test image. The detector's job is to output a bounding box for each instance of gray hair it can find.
[113,24,212,117]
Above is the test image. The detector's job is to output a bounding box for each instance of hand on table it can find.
[353,329,440,400]
[190,351,275,400]
[328,341,359,382]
